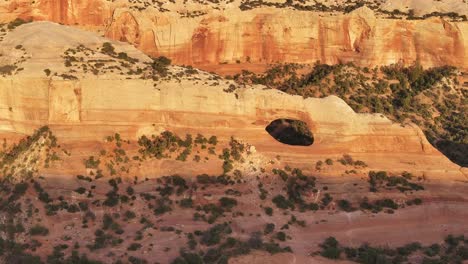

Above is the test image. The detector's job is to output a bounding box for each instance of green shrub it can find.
[84,156,100,169]
[264,223,275,234]
[178,252,204,264]
[222,161,234,174]
[180,198,193,208]
[320,237,341,259]
[7,18,28,30]
[337,199,354,212]
[272,195,292,209]
[127,243,142,251]
[103,191,119,207]
[219,197,237,209]
[276,232,286,241]
[152,56,171,76]
[321,193,333,206]
[200,223,232,246]
[0,65,17,75]
[74,187,86,194]
[208,136,218,145]
[264,207,273,216]
[124,210,136,220]
[375,199,398,210]
[13,182,29,196]
[456,246,468,260]
[29,225,49,236]
[101,42,115,55]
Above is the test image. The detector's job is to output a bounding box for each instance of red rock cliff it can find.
[1,0,466,69]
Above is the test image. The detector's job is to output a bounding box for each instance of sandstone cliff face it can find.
[0,22,463,179]
[1,1,466,70]
[0,0,111,27]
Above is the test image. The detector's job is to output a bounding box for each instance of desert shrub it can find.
[276,232,286,241]
[219,197,237,210]
[8,18,29,30]
[78,202,88,211]
[423,243,440,257]
[285,170,316,206]
[321,193,333,206]
[0,65,17,75]
[264,223,275,234]
[374,199,398,210]
[173,252,203,264]
[208,136,218,145]
[397,242,422,256]
[77,175,92,182]
[337,199,354,212]
[117,52,136,63]
[196,174,216,184]
[200,223,232,246]
[103,191,119,207]
[152,56,171,76]
[124,210,136,220]
[338,154,354,165]
[128,256,148,264]
[154,198,172,215]
[344,2,364,13]
[222,161,233,174]
[127,243,142,251]
[272,195,292,210]
[84,156,100,169]
[29,225,49,236]
[320,237,341,259]
[74,187,86,194]
[126,186,134,196]
[301,63,334,85]
[101,42,115,55]
[456,246,468,260]
[180,198,193,208]
[13,182,28,196]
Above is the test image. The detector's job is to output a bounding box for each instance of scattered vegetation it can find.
[172,222,291,264]
[234,62,467,166]
[272,167,322,211]
[368,171,424,192]
[319,234,468,263]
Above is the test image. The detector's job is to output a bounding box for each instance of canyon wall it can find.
[106,7,468,68]
[0,22,463,178]
[0,75,462,177]
[0,21,464,179]
[0,0,467,70]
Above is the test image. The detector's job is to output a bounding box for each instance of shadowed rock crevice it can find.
[265,119,314,146]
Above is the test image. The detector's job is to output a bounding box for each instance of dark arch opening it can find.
[265,119,314,146]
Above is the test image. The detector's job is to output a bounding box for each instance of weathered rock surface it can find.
[0,1,467,71]
[0,18,467,264]
[0,22,464,179]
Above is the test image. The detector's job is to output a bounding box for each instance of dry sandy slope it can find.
[381,0,468,16]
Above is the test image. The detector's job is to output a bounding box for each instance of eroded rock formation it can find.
[0,22,463,180]
[0,19,467,264]
[0,0,466,71]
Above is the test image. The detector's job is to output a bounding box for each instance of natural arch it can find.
[265,119,314,146]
